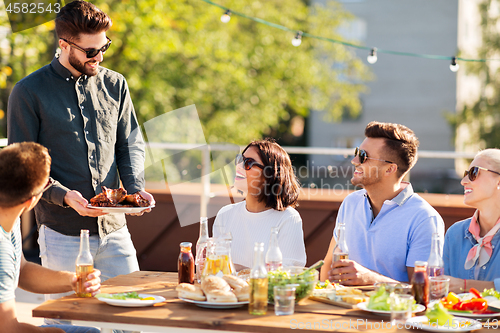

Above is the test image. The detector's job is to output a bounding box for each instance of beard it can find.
[350,166,383,188]
[68,49,99,77]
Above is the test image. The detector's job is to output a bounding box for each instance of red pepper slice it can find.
[469,288,482,298]
[458,299,488,312]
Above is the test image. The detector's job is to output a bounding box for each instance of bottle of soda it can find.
[411,261,429,308]
[195,217,209,283]
[249,242,268,315]
[265,227,282,271]
[333,222,349,262]
[178,242,195,284]
[75,229,93,298]
[427,233,444,277]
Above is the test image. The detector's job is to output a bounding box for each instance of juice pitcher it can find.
[201,236,234,279]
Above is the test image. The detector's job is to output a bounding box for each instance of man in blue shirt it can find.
[320,121,444,284]
[0,142,101,333]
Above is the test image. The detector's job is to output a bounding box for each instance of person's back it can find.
[0,142,101,333]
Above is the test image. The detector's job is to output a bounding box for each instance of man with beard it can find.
[7,0,154,324]
[320,121,444,285]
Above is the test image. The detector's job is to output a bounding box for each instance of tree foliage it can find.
[451,0,500,149]
[0,0,371,144]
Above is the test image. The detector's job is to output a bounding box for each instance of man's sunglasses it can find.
[354,147,394,164]
[463,166,500,181]
[60,37,112,58]
[235,154,265,171]
[33,178,54,197]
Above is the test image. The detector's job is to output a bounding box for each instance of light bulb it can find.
[367,48,377,64]
[450,57,459,72]
[221,10,231,23]
[292,31,302,47]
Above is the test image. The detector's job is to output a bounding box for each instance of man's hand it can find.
[328,259,387,286]
[72,269,101,297]
[64,190,108,217]
[126,190,155,216]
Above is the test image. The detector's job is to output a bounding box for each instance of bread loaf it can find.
[176,283,206,301]
[201,276,231,294]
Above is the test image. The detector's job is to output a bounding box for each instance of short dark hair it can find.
[55,0,112,41]
[364,121,419,177]
[0,142,51,207]
[243,138,300,211]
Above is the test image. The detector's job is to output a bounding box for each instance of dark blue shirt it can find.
[7,58,145,237]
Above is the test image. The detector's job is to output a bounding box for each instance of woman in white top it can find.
[213,138,307,270]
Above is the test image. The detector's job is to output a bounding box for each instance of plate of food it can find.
[357,301,426,315]
[88,186,153,214]
[176,275,249,309]
[96,292,165,307]
[406,316,483,332]
[87,205,154,214]
[436,288,500,319]
[356,284,425,315]
[178,297,249,309]
[405,302,483,332]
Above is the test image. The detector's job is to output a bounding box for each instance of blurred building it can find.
[308,0,464,193]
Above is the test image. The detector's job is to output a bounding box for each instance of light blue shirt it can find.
[0,219,22,303]
[444,217,500,291]
[334,183,445,282]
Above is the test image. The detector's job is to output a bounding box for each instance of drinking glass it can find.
[390,294,414,327]
[274,285,296,316]
[429,276,450,301]
[374,282,412,295]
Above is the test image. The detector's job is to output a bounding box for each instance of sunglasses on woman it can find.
[60,37,112,58]
[463,166,500,181]
[354,147,394,164]
[235,154,265,170]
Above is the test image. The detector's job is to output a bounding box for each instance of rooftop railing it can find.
[1,139,476,216]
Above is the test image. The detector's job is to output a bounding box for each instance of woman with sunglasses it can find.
[213,139,306,271]
[443,149,500,293]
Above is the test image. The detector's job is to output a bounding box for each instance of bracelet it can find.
[463,279,467,291]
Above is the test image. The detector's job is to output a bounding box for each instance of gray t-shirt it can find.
[0,219,22,303]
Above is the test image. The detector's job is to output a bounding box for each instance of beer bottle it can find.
[249,242,268,315]
[75,229,93,298]
[195,217,209,283]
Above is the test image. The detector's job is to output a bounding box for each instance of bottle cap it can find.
[414,260,428,267]
[180,242,192,248]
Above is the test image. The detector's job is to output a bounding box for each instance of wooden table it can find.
[32,271,495,333]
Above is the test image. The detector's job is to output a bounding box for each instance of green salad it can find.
[95,292,141,300]
[481,288,500,299]
[267,268,318,303]
[367,286,416,311]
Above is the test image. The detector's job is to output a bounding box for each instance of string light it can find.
[367,48,378,64]
[450,57,459,72]
[292,31,302,47]
[220,9,231,23]
[201,0,500,71]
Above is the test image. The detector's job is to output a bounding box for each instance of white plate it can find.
[356,301,426,315]
[406,316,483,332]
[87,205,154,214]
[97,293,165,307]
[179,297,248,309]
